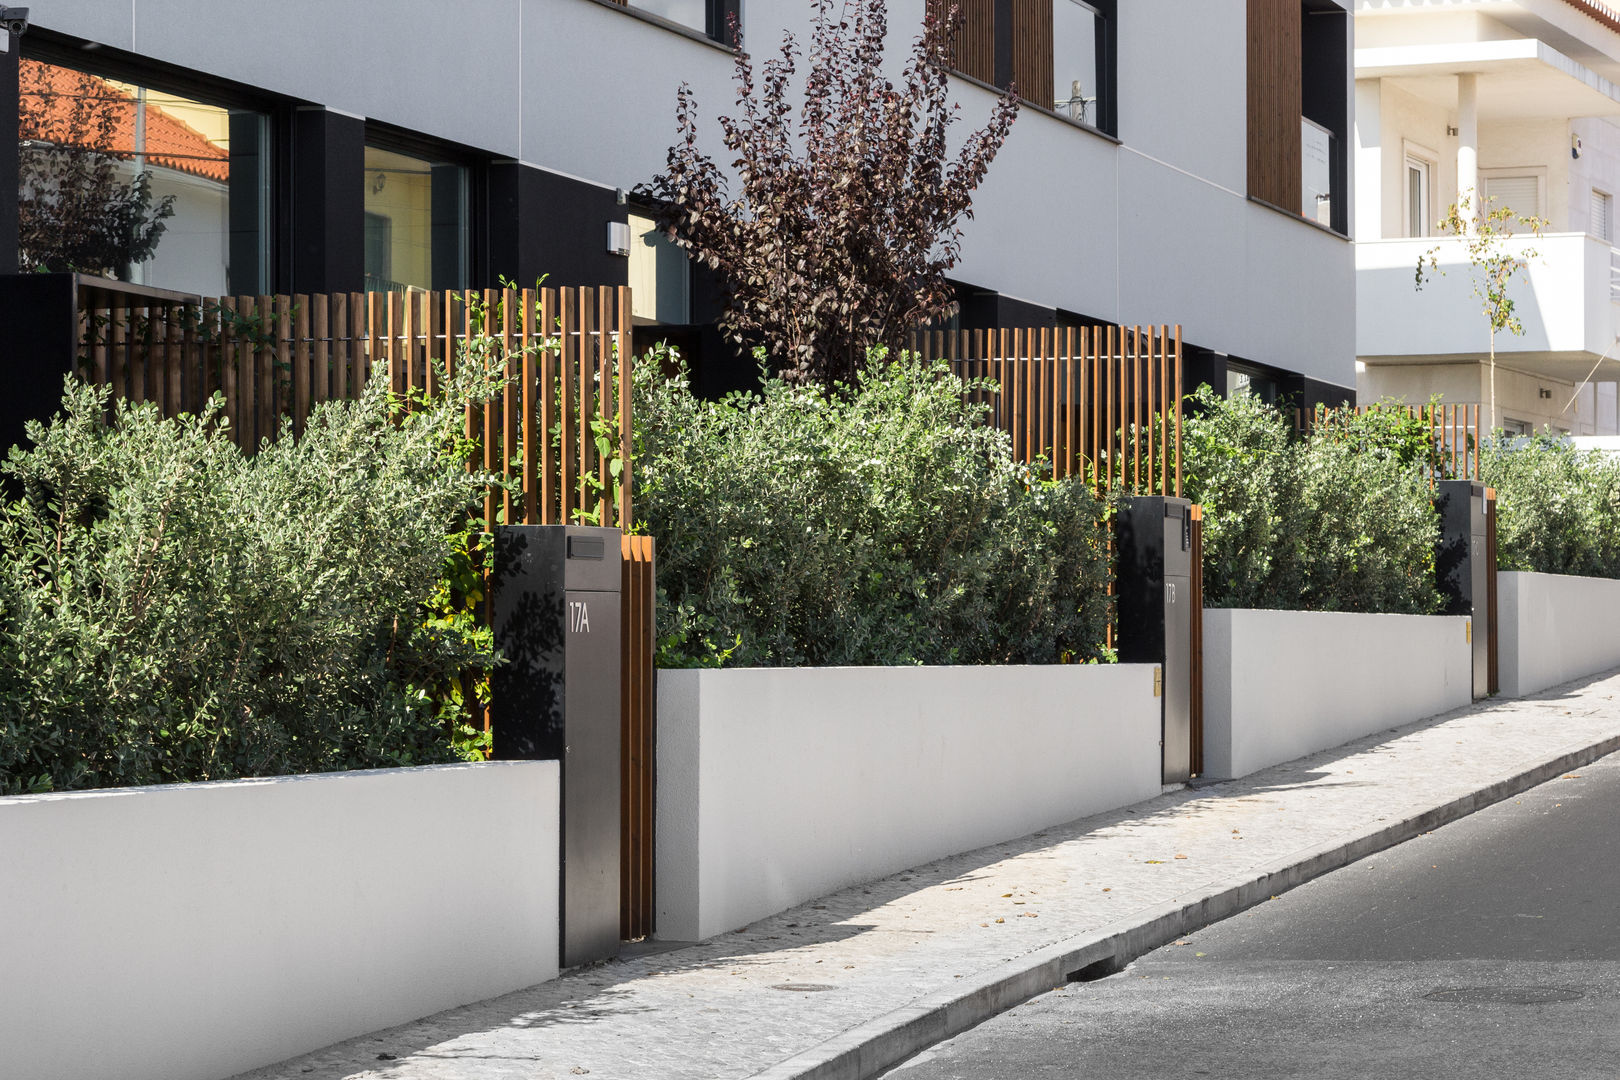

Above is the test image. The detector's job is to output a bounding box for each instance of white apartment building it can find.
[1355,0,1620,434]
[4,1,1355,403]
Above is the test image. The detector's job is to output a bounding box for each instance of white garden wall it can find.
[1202,609,1472,780]
[656,664,1162,942]
[1499,571,1620,697]
[0,761,560,1080]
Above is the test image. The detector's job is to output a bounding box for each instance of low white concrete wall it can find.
[0,761,560,1080]
[1499,571,1620,697]
[1202,609,1472,780]
[656,664,1162,942]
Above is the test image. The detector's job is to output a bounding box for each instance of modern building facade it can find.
[3,0,1356,402]
[1355,0,1620,434]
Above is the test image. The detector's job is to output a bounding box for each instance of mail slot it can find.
[1116,496,1194,784]
[491,524,622,967]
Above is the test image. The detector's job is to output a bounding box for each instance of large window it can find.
[15,58,269,295]
[934,0,1116,136]
[362,145,467,293]
[1053,0,1106,128]
[619,0,741,45]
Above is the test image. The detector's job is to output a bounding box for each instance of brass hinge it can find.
[1153,665,1163,698]
[1466,619,1473,644]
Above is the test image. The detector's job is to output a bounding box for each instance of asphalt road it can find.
[884,750,1620,1080]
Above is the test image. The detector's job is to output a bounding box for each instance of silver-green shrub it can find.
[1183,387,1440,613]
[0,365,500,794]
[635,350,1110,667]
[1479,435,1620,578]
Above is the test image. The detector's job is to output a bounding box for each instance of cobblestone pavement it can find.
[233,671,1620,1080]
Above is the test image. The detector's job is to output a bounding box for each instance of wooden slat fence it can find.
[911,324,1184,497]
[76,286,636,529]
[1303,401,1485,482]
[76,283,659,941]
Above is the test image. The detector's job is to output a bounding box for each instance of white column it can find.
[1458,74,1479,232]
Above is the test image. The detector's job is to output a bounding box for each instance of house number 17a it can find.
[569,600,591,634]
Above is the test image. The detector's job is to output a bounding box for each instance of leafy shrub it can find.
[1478,435,1620,578]
[0,363,502,795]
[1183,387,1440,613]
[635,350,1110,667]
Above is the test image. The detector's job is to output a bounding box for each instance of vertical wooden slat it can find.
[257,294,275,445]
[483,289,498,532]
[522,288,539,526]
[272,295,290,436]
[311,294,330,407]
[1063,329,1076,479]
[1174,326,1184,498]
[579,288,598,517]
[559,288,577,525]
[109,303,127,408]
[1146,326,1157,495]
[616,286,633,529]
[502,287,519,527]
[1133,326,1143,492]
[598,287,615,525]
[292,295,310,437]
[541,289,559,525]
[1105,326,1116,494]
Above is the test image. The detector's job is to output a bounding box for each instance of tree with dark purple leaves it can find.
[639,0,1019,389]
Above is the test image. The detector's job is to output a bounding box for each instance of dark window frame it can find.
[590,0,742,49]
[16,29,291,293]
[936,0,1118,139]
[362,120,491,294]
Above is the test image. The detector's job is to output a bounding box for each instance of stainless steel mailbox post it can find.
[1435,480,1490,700]
[1116,497,1194,784]
[491,524,622,968]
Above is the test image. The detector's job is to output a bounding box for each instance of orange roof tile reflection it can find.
[18,60,229,184]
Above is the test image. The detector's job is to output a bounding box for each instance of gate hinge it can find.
[1153,665,1163,698]
[1466,620,1472,644]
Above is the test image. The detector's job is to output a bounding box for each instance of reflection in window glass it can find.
[628,211,689,326]
[1053,0,1100,125]
[16,58,267,294]
[363,146,467,293]
[634,0,709,35]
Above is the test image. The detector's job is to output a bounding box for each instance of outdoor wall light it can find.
[1574,135,1584,160]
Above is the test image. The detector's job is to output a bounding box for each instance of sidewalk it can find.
[236,670,1620,1080]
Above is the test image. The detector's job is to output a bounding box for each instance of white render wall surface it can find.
[656,664,1162,942]
[1499,571,1620,696]
[1202,609,1472,780]
[0,761,560,1080]
[30,0,1356,387]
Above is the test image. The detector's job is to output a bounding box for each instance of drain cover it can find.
[769,983,837,993]
[1425,986,1585,1005]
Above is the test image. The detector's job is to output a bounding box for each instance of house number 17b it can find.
[569,600,592,634]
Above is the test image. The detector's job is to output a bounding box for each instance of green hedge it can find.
[635,350,1111,667]
[1479,435,1620,578]
[0,367,499,795]
[1182,387,1440,613]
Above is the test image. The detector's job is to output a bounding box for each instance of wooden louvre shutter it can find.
[1247,0,1303,213]
[1009,0,1055,109]
[930,0,998,85]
